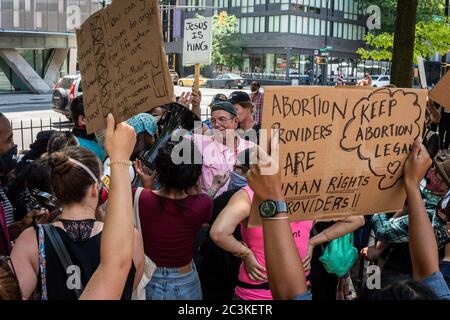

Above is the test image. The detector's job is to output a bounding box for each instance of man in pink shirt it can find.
[191,101,255,198]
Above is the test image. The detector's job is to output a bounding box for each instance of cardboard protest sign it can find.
[76,0,174,134]
[249,86,426,225]
[182,17,213,66]
[429,71,450,110]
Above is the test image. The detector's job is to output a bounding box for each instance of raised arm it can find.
[247,137,309,300]
[403,137,437,281]
[80,114,137,300]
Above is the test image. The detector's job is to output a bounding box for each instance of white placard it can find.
[182,17,213,66]
[417,56,428,89]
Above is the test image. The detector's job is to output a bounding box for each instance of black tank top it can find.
[36,226,136,300]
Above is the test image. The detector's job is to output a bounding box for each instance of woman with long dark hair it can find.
[135,139,212,300]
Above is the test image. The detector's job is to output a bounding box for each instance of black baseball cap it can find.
[228,91,251,105]
[210,101,237,117]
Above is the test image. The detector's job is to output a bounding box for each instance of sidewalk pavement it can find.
[0,93,52,107]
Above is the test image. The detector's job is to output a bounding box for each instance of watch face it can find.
[260,201,277,217]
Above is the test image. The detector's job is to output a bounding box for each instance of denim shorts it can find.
[145,261,202,300]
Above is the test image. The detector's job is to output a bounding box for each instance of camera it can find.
[23,189,61,214]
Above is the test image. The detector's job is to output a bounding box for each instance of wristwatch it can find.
[259,200,288,218]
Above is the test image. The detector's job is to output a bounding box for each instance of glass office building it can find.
[167,0,390,84]
[0,0,101,92]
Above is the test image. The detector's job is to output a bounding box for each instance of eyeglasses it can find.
[211,117,235,125]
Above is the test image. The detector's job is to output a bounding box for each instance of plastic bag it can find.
[319,232,358,278]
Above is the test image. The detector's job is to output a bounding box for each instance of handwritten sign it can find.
[249,86,426,224]
[430,70,450,110]
[182,17,213,66]
[76,0,174,134]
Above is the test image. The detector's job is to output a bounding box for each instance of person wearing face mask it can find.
[198,149,252,300]
[0,114,51,254]
[250,81,264,125]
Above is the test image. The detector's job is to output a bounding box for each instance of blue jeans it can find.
[145,262,202,300]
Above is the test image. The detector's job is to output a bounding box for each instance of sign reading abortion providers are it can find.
[250,86,427,225]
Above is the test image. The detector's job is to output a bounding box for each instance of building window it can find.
[241,17,248,33]
[320,19,326,36]
[303,17,309,34]
[309,17,314,35]
[280,15,289,32]
[297,16,303,33]
[248,17,254,33]
[265,53,275,75]
[274,15,280,32]
[290,15,296,33]
[242,0,255,13]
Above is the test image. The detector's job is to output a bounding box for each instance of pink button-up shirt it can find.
[191,133,255,198]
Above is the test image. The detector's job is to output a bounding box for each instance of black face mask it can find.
[0,145,18,175]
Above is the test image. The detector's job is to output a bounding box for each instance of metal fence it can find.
[11,117,74,152]
[11,110,212,152]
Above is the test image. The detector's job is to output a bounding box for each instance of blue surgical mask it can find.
[228,171,248,191]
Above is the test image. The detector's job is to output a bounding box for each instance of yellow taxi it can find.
[177,74,209,87]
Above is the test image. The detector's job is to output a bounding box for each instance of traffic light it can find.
[315,57,326,65]
[219,11,226,25]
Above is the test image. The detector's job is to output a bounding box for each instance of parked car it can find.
[169,69,179,84]
[52,75,82,119]
[178,74,209,87]
[206,73,246,89]
[371,75,391,87]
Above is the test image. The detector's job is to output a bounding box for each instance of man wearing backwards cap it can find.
[190,99,255,198]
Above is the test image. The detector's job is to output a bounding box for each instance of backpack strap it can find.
[37,224,48,300]
[42,224,84,298]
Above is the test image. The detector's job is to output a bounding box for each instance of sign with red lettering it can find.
[249,86,427,224]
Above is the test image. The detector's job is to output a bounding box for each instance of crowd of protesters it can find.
[0,77,450,301]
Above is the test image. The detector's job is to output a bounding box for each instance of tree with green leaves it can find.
[358,0,449,87]
[359,0,444,33]
[211,12,243,71]
[357,21,450,63]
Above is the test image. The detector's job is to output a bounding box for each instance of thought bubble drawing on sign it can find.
[340,88,422,190]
